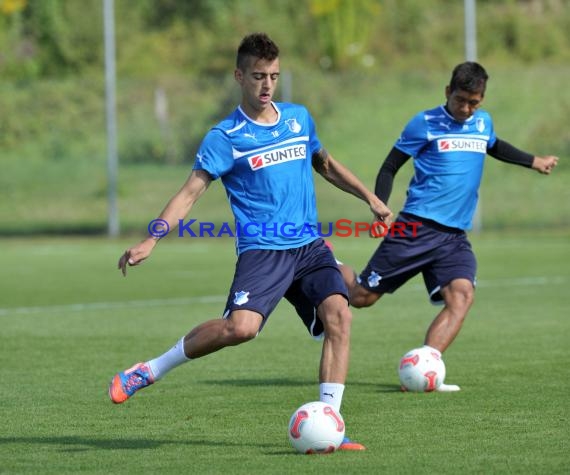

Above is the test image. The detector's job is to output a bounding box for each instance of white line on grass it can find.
[0,275,566,317]
[398,275,567,293]
[0,295,227,316]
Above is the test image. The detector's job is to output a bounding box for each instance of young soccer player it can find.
[108,32,392,451]
[336,62,558,391]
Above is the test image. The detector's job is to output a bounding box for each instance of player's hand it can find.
[370,199,393,225]
[368,198,393,238]
[532,155,558,175]
[118,238,157,277]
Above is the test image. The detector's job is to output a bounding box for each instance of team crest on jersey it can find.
[248,144,307,170]
[285,118,301,133]
[476,118,485,133]
[233,291,250,306]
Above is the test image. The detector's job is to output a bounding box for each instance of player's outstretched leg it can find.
[426,279,473,392]
[108,362,155,404]
[317,294,366,451]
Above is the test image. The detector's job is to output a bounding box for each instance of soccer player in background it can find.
[335,62,558,391]
[108,32,392,451]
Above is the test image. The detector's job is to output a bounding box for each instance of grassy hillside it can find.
[0,64,568,235]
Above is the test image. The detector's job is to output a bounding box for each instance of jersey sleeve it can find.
[394,112,429,157]
[374,147,411,204]
[193,128,234,180]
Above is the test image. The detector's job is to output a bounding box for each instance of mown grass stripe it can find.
[1,275,565,317]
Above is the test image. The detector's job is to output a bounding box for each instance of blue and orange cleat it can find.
[338,436,366,451]
[108,362,155,404]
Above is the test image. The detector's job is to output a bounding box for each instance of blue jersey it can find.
[395,105,497,230]
[193,102,323,254]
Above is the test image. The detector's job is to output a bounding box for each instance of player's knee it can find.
[319,296,352,333]
[225,314,260,343]
[337,305,353,330]
[323,307,352,337]
[349,285,380,308]
[444,280,474,313]
[465,288,475,307]
[456,285,474,309]
[228,323,258,343]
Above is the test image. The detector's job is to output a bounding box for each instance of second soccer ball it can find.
[398,347,446,392]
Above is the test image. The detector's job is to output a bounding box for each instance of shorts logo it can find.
[437,138,486,153]
[233,291,250,305]
[248,144,306,170]
[367,271,382,288]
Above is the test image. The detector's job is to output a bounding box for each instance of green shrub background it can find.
[1,0,568,234]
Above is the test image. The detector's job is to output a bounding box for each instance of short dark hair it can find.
[236,33,279,70]
[449,62,489,94]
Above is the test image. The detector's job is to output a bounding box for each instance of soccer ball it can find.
[398,347,446,392]
[288,401,345,454]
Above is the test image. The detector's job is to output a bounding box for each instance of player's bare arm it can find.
[312,148,393,225]
[532,155,558,175]
[118,170,212,276]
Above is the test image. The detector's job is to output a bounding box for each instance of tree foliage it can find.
[0,0,568,166]
[1,0,569,80]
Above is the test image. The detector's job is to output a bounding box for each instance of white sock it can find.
[147,337,190,380]
[319,383,345,412]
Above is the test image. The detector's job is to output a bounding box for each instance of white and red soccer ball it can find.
[288,401,345,454]
[398,347,446,392]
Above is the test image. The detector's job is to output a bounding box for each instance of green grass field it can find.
[1,231,568,474]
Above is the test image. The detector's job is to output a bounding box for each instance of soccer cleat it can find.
[108,362,155,404]
[338,436,366,451]
[436,383,461,392]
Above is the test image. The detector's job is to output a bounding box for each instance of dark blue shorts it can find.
[358,213,477,304]
[223,238,347,337]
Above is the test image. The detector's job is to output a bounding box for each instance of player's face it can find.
[445,87,484,122]
[235,57,280,121]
